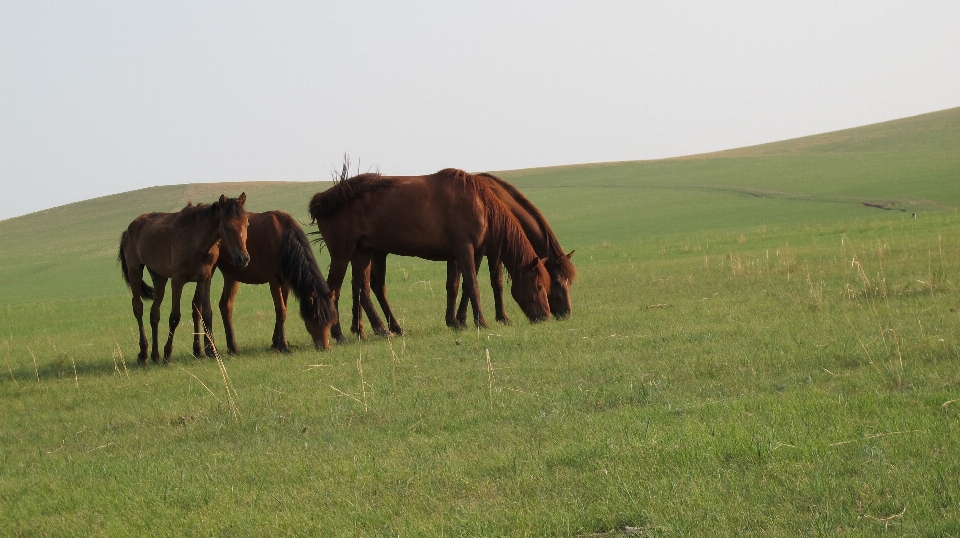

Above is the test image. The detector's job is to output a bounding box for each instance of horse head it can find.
[511,257,551,323]
[546,250,575,319]
[302,290,338,351]
[216,193,250,268]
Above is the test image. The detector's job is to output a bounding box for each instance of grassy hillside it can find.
[1,108,959,536]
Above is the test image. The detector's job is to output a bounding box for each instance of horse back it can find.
[315,174,487,260]
[217,210,290,285]
[125,210,218,281]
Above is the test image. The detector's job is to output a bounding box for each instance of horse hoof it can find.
[374,328,393,337]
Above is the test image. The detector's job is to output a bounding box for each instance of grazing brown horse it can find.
[190,211,338,353]
[351,173,576,335]
[453,173,576,323]
[308,168,551,342]
[118,194,250,365]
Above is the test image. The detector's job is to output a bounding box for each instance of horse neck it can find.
[487,203,538,281]
[483,173,565,263]
[182,212,222,253]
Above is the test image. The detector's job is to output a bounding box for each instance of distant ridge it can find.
[502,106,960,177]
[678,106,960,159]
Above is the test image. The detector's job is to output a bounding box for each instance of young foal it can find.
[119,194,249,364]
[192,211,337,353]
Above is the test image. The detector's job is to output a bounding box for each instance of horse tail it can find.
[118,231,155,300]
[278,220,336,326]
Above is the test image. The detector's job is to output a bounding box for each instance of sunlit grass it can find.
[1,108,960,535]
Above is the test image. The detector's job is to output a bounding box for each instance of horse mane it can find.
[476,173,577,281]
[308,173,392,221]
[179,197,246,222]
[276,215,337,327]
[432,169,539,280]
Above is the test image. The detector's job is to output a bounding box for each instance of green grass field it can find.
[1,108,959,536]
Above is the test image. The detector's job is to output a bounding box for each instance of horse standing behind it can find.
[352,173,576,336]
[308,168,551,342]
[118,194,249,365]
[192,210,337,353]
[452,173,576,324]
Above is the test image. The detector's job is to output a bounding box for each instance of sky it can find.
[1,1,958,221]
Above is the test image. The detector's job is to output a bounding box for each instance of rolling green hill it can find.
[2,108,957,305]
[1,108,959,536]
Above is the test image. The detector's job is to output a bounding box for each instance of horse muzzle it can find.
[233,252,251,268]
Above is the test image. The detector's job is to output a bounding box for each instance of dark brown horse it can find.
[309,169,551,342]
[351,173,576,335]
[118,194,249,365]
[190,211,338,353]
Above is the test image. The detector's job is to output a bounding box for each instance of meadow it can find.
[1,108,959,536]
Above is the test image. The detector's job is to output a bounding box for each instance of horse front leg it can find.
[445,260,464,329]
[487,252,511,324]
[455,245,486,329]
[456,249,485,327]
[191,286,204,358]
[269,281,290,352]
[148,271,168,364]
[162,278,186,364]
[371,250,404,335]
[219,278,240,354]
[197,278,216,358]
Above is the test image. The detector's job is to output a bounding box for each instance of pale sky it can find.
[1,1,958,220]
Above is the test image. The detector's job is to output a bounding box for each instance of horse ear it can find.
[328,290,336,301]
[525,258,540,271]
[566,250,575,260]
[238,192,246,205]
[218,194,227,205]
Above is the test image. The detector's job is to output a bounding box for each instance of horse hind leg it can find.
[148,270,168,364]
[162,278,186,364]
[349,263,366,339]
[326,255,351,344]
[128,265,150,364]
[351,251,390,338]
